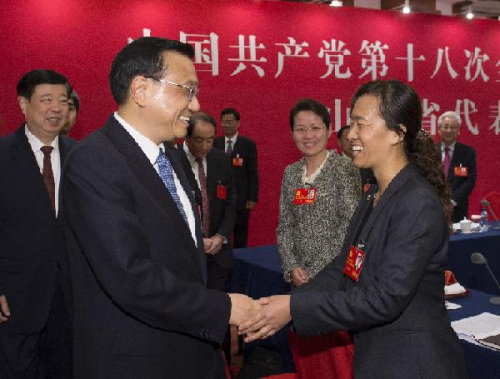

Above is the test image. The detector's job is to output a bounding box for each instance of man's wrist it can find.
[215,233,227,244]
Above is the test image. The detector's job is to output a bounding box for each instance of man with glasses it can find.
[61,37,258,378]
[437,111,477,223]
[214,108,259,248]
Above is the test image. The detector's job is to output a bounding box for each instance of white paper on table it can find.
[451,312,500,340]
[445,301,462,310]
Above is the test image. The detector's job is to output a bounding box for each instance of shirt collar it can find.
[24,124,59,152]
[225,133,238,145]
[183,141,196,163]
[114,112,162,165]
[441,141,456,152]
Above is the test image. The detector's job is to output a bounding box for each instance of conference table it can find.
[448,227,500,294]
[230,242,500,378]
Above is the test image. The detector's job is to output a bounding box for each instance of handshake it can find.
[228,294,292,343]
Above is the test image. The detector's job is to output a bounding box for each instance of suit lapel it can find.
[102,118,205,278]
[357,164,414,243]
[11,126,55,218]
[449,143,462,178]
[206,151,217,200]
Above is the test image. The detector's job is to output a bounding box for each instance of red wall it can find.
[1,0,499,246]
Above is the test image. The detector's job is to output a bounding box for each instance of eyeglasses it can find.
[293,126,326,135]
[149,77,199,102]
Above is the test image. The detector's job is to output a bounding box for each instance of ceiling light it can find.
[402,0,410,14]
[466,6,474,19]
[330,0,342,7]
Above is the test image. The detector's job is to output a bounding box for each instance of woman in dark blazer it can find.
[240,80,468,378]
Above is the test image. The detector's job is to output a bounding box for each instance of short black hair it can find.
[69,90,80,113]
[289,98,330,131]
[220,108,240,121]
[337,125,350,140]
[109,37,195,105]
[17,69,71,100]
[187,112,217,137]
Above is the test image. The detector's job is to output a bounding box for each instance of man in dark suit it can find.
[181,112,237,292]
[437,111,477,223]
[213,108,259,248]
[0,69,75,378]
[61,37,257,379]
[180,111,237,367]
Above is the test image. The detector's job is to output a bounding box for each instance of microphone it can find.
[481,199,499,222]
[470,252,500,305]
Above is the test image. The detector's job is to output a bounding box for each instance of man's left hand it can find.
[205,235,224,255]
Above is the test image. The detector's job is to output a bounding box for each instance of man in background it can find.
[338,124,375,192]
[214,108,259,248]
[59,90,80,136]
[182,112,236,292]
[0,69,75,378]
[337,124,353,159]
[437,111,477,223]
[61,37,257,378]
[181,111,237,366]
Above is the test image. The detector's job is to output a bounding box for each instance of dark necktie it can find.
[156,148,188,224]
[443,146,451,179]
[196,158,210,237]
[226,139,233,155]
[41,146,55,212]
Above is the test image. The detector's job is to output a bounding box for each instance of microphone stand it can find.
[471,252,500,305]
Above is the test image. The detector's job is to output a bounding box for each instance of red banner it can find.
[1,0,499,246]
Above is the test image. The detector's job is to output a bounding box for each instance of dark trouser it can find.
[206,259,232,367]
[233,209,250,248]
[0,272,72,379]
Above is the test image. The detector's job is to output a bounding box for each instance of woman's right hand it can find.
[291,267,309,287]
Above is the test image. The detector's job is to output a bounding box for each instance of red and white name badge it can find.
[454,165,468,177]
[293,188,317,205]
[217,184,227,200]
[343,245,366,282]
[232,155,244,167]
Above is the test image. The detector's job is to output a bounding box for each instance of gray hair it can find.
[438,111,461,127]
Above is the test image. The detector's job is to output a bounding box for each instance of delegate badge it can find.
[293,188,317,205]
[217,183,227,200]
[454,165,468,177]
[232,154,244,167]
[343,245,366,282]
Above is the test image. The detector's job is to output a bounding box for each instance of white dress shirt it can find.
[441,141,456,161]
[224,133,238,153]
[114,112,197,245]
[25,125,61,215]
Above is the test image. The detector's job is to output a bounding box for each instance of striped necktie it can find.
[156,148,188,224]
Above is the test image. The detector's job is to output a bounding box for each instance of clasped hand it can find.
[229,294,292,343]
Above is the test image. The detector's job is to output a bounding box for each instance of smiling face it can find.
[348,95,402,171]
[438,117,460,147]
[18,84,69,144]
[292,110,332,158]
[141,51,200,144]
